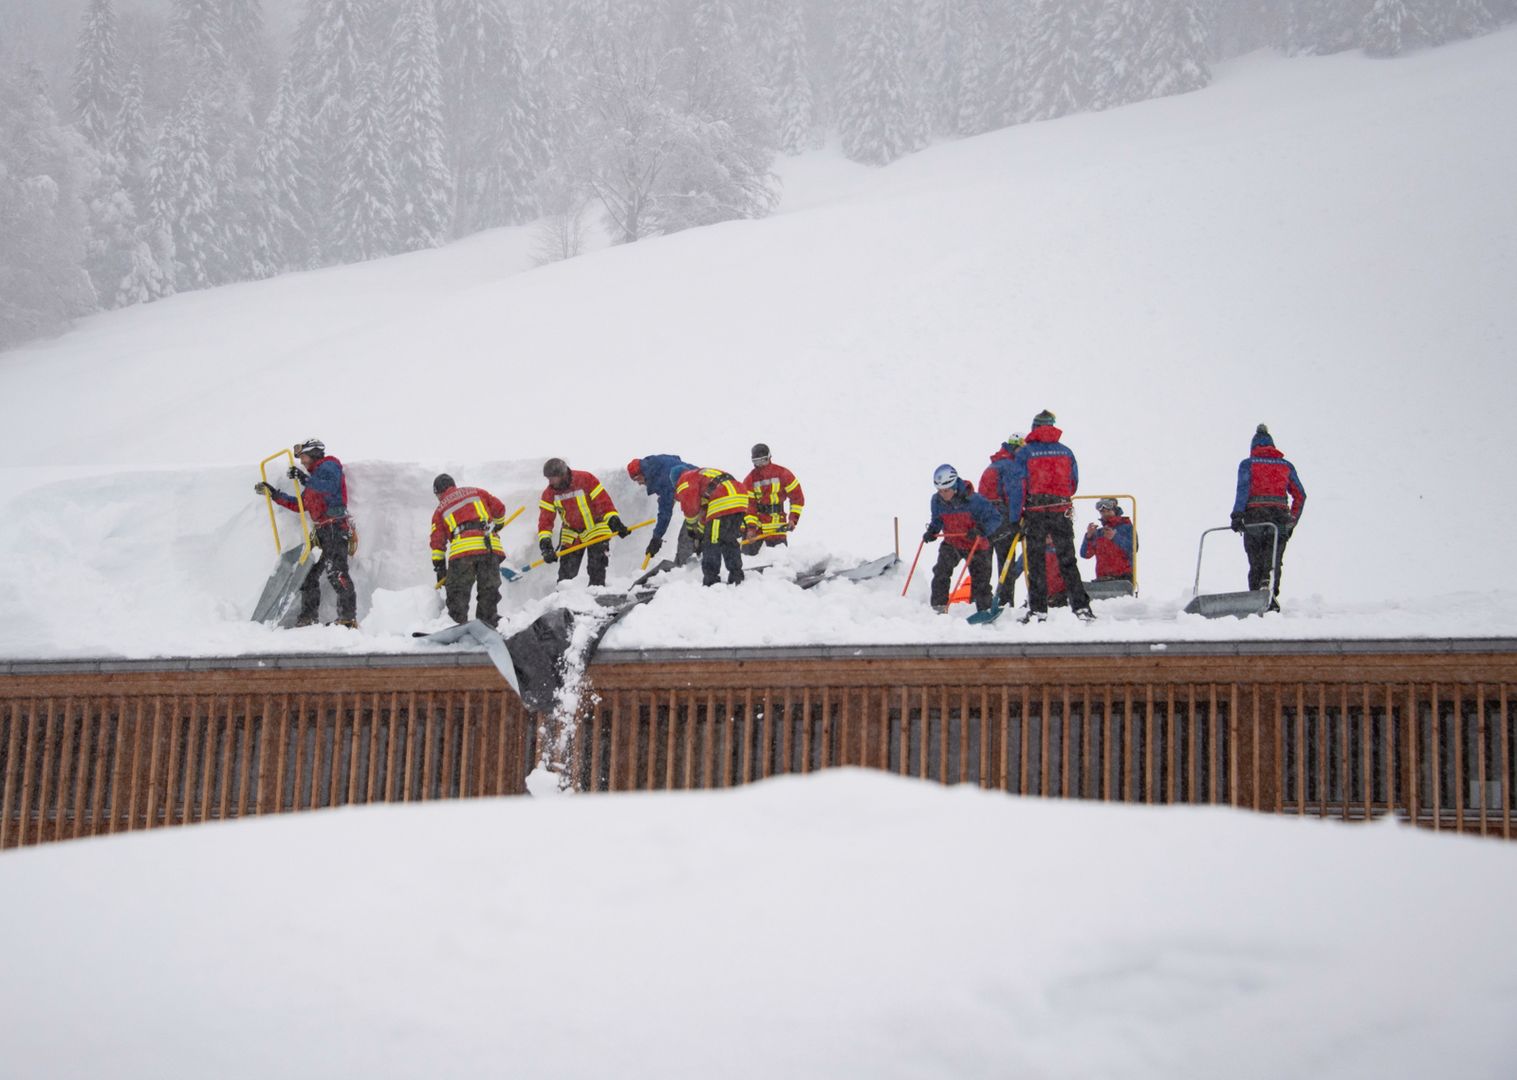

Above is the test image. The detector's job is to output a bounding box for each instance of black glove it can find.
[539,538,558,564]
[1230,512,1245,533]
[964,529,982,547]
[253,481,272,496]
[288,465,308,483]
[923,528,939,543]
[609,516,631,539]
[434,562,447,584]
[990,525,1012,544]
[685,521,703,541]
[645,535,663,558]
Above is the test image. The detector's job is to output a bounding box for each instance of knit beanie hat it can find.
[1251,424,1274,449]
[1032,410,1057,428]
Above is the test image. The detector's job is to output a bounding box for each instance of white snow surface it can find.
[1,771,1515,1079]
[3,36,1517,657]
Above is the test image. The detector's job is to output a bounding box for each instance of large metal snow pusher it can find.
[250,447,316,626]
[1183,522,1278,619]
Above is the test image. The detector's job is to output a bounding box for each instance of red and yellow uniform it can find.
[676,469,756,533]
[743,461,805,541]
[430,485,507,573]
[537,469,620,548]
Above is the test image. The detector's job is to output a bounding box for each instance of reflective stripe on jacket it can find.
[430,485,507,565]
[743,462,805,537]
[538,470,620,545]
[675,468,758,527]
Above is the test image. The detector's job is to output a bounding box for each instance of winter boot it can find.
[1074,607,1097,623]
[1018,610,1047,625]
[294,613,318,628]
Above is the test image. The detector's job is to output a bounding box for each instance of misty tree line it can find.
[2,0,1513,350]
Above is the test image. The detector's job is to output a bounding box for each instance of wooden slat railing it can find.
[3,645,1515,848]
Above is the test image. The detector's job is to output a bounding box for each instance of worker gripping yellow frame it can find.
[258,447,313,565]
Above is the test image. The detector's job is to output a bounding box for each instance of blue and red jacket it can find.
[1080,516,1134,580]
[978,445,1018,514]
[270,455,348,527]
[1007,426,1078,519]
[1233,435,1306,520]
[928,479,1004,553]
[636,454,697,543]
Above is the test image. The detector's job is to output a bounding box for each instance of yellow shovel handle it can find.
[529,519,655,570]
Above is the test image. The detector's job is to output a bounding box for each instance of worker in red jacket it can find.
[924,464,1007,614]
[430,474,508,628]
[254,437,358,628]
[1231,424,1306,612]
[978,432,1024,606]
[1006,410,1094,623]
[743,442,806,554]
[675,467,759,585]
[537,458,631,586]
[1080,498,1135,582]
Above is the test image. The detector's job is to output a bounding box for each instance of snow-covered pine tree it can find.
[654,0,779,232]
[1021,0,1098,123]
[916,0,993,137]
[293,0,371,253]
[170,0,229,78]
[1089,0,1156,110]
[835,0,913,165]
[74,0,121,149]
[1144,0,1211,98]
[0,65,98,348]
[81,145,141,307]
[751,0,814,154]
[387,0,453,250]
[1426,0,1496,43]
[436,0,544,232]
[1362,0,1412,54]
[954,0,994,135]
[149,89,223,290]
[330,63,397,262]
[110,65,149,183]
[1285,0,1366,54]
[223,0,268,70]
[988,0,1032,129]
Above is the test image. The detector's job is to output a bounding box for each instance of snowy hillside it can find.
[2,33,1516,658]
[2,771,1515,1079]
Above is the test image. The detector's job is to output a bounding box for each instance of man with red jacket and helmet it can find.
[1231,424,1306,612]
[1006,410,1094,623]
[254,437,358,628]
[978,432,1025,606]
[430,474,508,628]
[675,466,759,586]
[537,458,631,586]
[1080,497,1135,583]
[743,443,805,555]
[924,464,1006,614]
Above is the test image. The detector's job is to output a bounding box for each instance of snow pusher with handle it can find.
[966,534,1025,625]
[250,447,317,626]
[500,519,655,582]
[1183,523,1279,618]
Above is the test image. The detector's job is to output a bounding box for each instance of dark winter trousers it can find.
[446,552,503,628]
[1022,511,1089,615]
[930,540,992,612]
[1243,507,1292,600]
[558,538,610,586]
[701,516,745,586]
[672,527,699,567]
[990,527,1021,606]
[301,521,357,622]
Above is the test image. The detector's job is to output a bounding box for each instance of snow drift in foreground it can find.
[1,772,1514,1079]
[1,33,1516,658]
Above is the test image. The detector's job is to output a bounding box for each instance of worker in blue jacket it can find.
[923,464,1007,614]
[628,454,699,565]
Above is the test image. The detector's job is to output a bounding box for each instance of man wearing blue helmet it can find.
[922,464,1006,614]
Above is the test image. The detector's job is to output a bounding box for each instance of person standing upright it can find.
[1007,411,1093,623]
[1231,424,1306,612]
[429,473,508,628]
[254,437,358,628]
[537,458,631,587]
[627,454,698,566]
[675,466,759,586]
[742,443,806,554]
[978,432,1025,606]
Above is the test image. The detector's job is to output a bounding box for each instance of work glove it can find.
[922,528,939,544]
[434,562,447,584]
[1230,512,1245,533]
[609,516,631,539]
[253,481,272,496]
[288,465,308,483]
[787,513,800,531]
[991,525,1012,545]
[743,523,762,543]
[685,520,703,541]
[539,538,558,564]
[645,536,663,558]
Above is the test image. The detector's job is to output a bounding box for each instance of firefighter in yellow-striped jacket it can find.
[742,442,805,555]
[430,474,508,628]
[675,467,760,586]
[537,458,631,586]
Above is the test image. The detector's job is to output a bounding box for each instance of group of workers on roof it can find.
[254,415,1304,631]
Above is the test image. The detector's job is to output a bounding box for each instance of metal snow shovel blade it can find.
[415,619,522,698]
[1085,579,1136,601]
[251,543,317,626]
[1183,524,1278,619]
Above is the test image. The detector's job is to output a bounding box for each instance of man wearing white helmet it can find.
[922,463,1007,614]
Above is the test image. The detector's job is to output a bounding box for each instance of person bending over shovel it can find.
[537,458,631,587]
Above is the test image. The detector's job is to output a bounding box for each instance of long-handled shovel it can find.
[502,519,654,582]
[967,534,1024,625]
[900,538,928,598]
